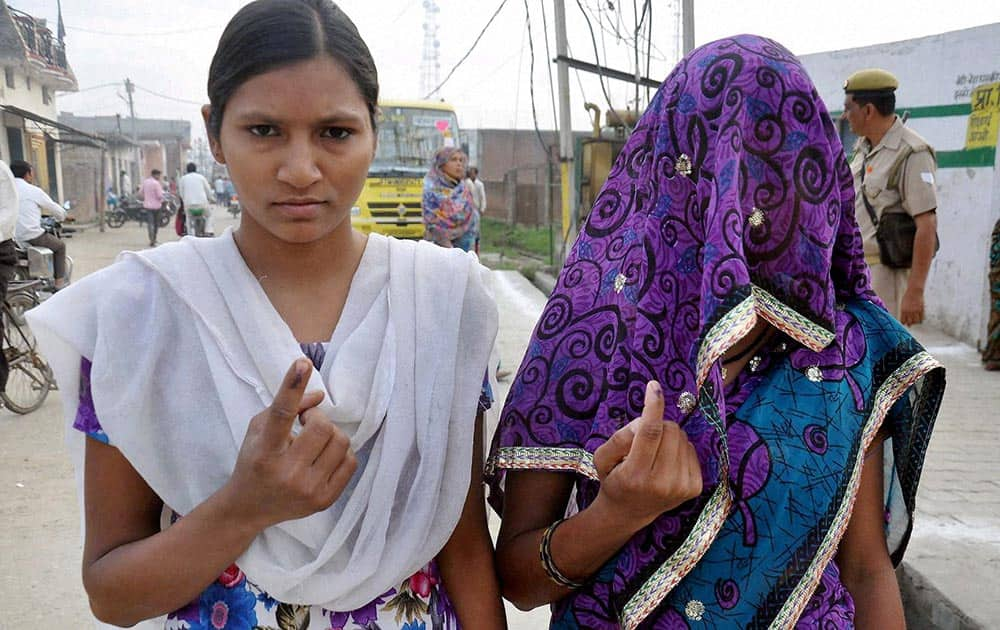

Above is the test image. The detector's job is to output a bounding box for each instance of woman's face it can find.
[441,151,467,182]
[207,56,376,244]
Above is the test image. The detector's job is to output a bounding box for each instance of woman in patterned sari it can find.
[422,147,480,252]
[487,35,945,628]
[983,217,1000,370]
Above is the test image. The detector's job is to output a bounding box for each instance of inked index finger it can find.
[263,359,311,442]
[625,381,666,470]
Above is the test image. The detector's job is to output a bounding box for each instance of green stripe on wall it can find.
[900,103,972,118]
[829,103,972,119]
[936,146,996,168]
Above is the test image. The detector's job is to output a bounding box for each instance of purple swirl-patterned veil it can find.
[488,35,942,628]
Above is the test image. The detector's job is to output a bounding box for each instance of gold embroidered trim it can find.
[695,294,757,386]
[487,446,598,480]
[751,286,834,353]
[621,481,734,629]
[770,351,942,627]
[694,286,835,388]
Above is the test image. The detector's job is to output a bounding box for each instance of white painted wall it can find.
[0,65,67,200]
[800,23,1000,348]
[0,68,60,120]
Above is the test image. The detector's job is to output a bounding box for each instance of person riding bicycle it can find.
[11,160,68,290]
[139,169,165,247]
[178,162,214,237]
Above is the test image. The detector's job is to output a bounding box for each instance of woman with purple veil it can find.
[487,35,945,628]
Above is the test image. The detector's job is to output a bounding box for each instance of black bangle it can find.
[539,518,585,589]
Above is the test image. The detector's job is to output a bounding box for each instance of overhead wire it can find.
[633,0,640,116]
[422,0,509,99]
[523,0,549,156]
[566,41,589,111]
[510,15,527,169]
[61,82,119,94]
[538,0,560,131]
[584,0,670,62]
[645,0,653,106]
[574,0,624,127]
[133,84,204,106]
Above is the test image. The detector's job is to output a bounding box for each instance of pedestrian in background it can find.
[465,165,486,254]
[465,166,486,216]
[26,1,505,628]
[984,216,1000,370]
[214,174,227,206]
[843,69,939,325]
[177,162,213,237]
[422,146,479,251]
[120,169,132,197]
[488,35,945,628]
[139,168,164,247]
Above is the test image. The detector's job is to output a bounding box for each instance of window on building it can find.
[6,127,24,162]
[4,68,13,89]
[42,86,50,105]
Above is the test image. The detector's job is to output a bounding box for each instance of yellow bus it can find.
[351,100,461,239]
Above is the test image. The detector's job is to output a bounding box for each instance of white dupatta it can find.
[27,230,498,611]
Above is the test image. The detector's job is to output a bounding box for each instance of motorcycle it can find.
[227,193,241,217]
[105,194,174,229]
[14,204,74,296]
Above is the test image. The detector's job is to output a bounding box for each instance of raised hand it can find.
[592,381,703,530]
[224,359,357,530]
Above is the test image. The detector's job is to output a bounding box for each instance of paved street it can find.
[901,325,1000,628]
[1,215,996,628]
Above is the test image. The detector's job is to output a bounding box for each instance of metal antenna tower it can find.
[420,0,442,98]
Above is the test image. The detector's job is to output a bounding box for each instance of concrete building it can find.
[58,113,191,188]
[55,129,133,222]
[0,1,92,202]
[800,22,1000,349]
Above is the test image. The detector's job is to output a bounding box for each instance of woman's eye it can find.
[322,127,352,140]
[248,125,278,137]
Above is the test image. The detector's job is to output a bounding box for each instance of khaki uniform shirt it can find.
[850,117,938,261]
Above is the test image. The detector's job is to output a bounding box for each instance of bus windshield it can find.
[371,106,460,177]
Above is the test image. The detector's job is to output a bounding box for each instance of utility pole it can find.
[124,78,140,184]
[553,0,576,263]
[682,0,695,54]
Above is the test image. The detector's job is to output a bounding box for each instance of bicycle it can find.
[1,280,55,414]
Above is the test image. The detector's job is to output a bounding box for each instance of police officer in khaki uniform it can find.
[843,69,938,325]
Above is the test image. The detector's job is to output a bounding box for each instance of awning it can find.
[1,105,105,145]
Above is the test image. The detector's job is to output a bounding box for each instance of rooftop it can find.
[0,3,76,91]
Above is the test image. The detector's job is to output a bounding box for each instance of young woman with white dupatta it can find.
[26,2,506,628]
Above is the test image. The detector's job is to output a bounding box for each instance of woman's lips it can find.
[273,200,325,219]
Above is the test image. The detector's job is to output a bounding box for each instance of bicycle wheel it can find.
[1,292,50,414]
[106,210,126,228]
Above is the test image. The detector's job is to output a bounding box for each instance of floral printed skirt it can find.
[165,561,458,630]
